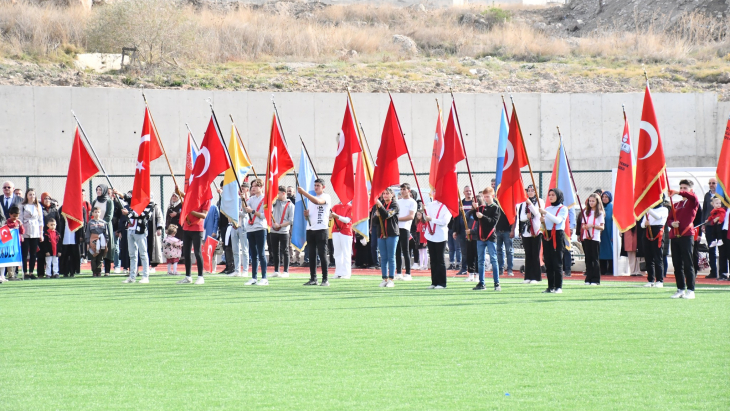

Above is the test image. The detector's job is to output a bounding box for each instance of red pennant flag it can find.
[429,107,444,193]
[434,102,466,217]
[496,106,528,225]
[613,117,637,232]
[715,114,730,207]
[184,132,196,192]
[351,150,370,235]
[265,113,295,224]
[131,108,164,215]
[370,99,408,206]
[62,128,100,232]
[202,236,219,273]
[634,85,667,219]
[331,98,362,204]
[181,117,231,224]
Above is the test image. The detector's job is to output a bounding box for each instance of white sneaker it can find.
[644,282,654,287]
[682,290,695,299]
[149,268,156,273]
[655,282,664,288]
[271,272,280,278]
[590,283,599,286]
[194,276,205,285]
[402,274,412,281]
[177,276,193,284]
[279,272,290,278]
[122,277,135,284]
[138,277,149,284]
[671,289,685,299]
[523,279,531,284]
[385,280,394,288]
[709,240,718,248]
[245,278,258,285]
[412,263,420,270]
[717,240,724,246]
[394,274,404,281]
[435,285,445,289]
[529,280,539,284]
[0,276,6,283]
[379,280,388,287]
[554,288,563,293]
[428,285,436,289]
[339,274,351,279]
[114,267,121,274]
[257,278,269,286]
[464,274,473,282]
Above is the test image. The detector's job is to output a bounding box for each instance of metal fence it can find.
[1,170,613,209]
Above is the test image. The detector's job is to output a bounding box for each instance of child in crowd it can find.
[163,224,183,275]
[707,197,726,248]
[0,206,24,283]
[415,210,429,270]
[85,207,110,277]
[41,217,61,278]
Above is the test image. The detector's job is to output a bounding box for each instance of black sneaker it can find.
[320,280,330,287]
[301,261,310,267]
[70,274,75,278]
[494,284,502,291]
[447,263,454,270]
[719,275,729,281]
[541,288,552,293]
[564,272,572,277]
[303,279,318,286]
[456,270,467,276]
[472,283,486,290]
[705,274,718,279]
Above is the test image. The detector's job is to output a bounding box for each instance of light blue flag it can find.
[291,147,316,252]
[494,107,509,190]
[555,140,578,209]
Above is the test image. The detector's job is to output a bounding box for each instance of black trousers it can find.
[427,240,447,287]
[706,226,718,276]
[307,229,328,280]
[671,236,695,291]
[583,239,600,284]
[21,237,40,274]
[599,259,613,275]
[395,228,411,275]
[522,235,542,281]
[183,230,204,277]
[719,230,729,276]
[59,243,81,275]
[543,231,564,290]
[644,226,664,283]
[410,236,419,264]
[270,232,290,273]
[119,231,130,270]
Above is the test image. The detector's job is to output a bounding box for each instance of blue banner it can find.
[0,228,22,268]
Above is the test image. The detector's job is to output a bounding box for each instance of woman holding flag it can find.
[518,185,543,284]
[373,188,400,288]
[580,193,605,286]
[539,188,569,294]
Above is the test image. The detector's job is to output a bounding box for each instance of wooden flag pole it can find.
[299,135,319,179]
[447,92,476,240]
[71,110,115,191]
[228,114,259,180]
[557,126,585,228]
[142,93,181,192]
[507,95,540,198]
[387,90,426,210]
[346,87,373,180]
[271,95,309,224]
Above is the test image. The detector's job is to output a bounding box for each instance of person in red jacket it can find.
[42,218,61,278]
[667,179,700,299]
[331,201,353,279]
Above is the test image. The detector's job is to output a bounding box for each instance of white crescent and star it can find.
[269,147,279,183]
[189,147,210,185]
[503,140,515,170]
[336,130,346,156]
[639,121,658,160]
[140,134,150,144]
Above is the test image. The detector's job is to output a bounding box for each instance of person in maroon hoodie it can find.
[667,179,700,299]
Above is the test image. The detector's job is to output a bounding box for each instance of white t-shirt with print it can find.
[306,193,332,231]
[397,198,417,230]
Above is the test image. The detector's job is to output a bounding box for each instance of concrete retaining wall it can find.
[1,86,728,176]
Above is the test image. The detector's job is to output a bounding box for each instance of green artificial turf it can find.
[1,273,728,410]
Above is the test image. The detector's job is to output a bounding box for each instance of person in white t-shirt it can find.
[244,179,269,285]
[297,178,332,286]
[580,193,605,285]
[395,183,417,281]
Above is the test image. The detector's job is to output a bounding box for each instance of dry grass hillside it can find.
[1,0,729,98]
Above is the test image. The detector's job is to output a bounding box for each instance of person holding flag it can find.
[297,179,333,286]
[518,185,543,284]
[539,188,569,294]
[424,197,452,289]
[469,187,501,291]
[580,193,605,286]
[330,200,353,279]
[270,185,294,279]
[244,178,269,285]
[667,180,700,299]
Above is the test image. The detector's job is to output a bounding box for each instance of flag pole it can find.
[71,110,115,191]
[271,95,308,224]
[346,87,373,180]
[387,90,426,209]
[448,89,477,199]
[557,126,585,225]
[228,114,259,180]
[142,93,181,192]
[299,135,319,179]
[358,122,377,179]
[507,95,540,199]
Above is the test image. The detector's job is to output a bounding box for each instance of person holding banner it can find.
[244,179,269,286]
[518,185,542,284]
[580,193,605,286]
[469,187,501,291]
[374,188,400,288]
[641,200,669,287]
[0,206,24,283]
[539,188,569,294]
[667,180,700,299]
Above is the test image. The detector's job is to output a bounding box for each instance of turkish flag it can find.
[434,102,466,217]
[184,132,197,193]
[351,150,369,230]
[61,128,100,232]
[264,113,295,224]
[428,106,444,193]
[613,117,637,233]
[331,98,362,204]
[496,106,529,225]
[181,117,231,224]
[370,98,408,206]
[202,236,219,273]
[634,85,667,219]
[714,114,730,207]
[0,226,12,243]
[131,108,164,215]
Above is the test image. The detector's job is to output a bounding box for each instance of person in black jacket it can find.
[58,205,86,277]
[469,187,501,291]
[374,188,400,288]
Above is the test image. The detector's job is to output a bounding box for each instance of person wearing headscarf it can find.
[539,188,569,293]
[91,184,116,275]
[599,191,614,275]
[518,185,543,283]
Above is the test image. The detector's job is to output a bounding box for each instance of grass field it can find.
[2,273,729,410]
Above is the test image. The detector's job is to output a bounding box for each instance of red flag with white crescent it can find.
[265,113,295,224]
[634,85,667,219]
[496,106,528,225]
[130,108,163,214]
[331,98,362,204]
[429,107,444,193]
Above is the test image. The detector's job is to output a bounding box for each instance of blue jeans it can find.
[496,231,514,273]
[377,236,398,279]
[448,232,461,264]
[247,229,267,279]
[477,240,499,285]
